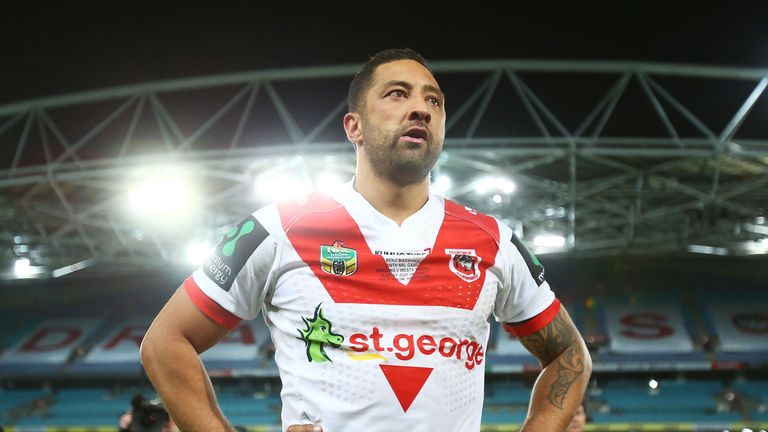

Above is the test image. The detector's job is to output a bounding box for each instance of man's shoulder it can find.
[441,196,498,224]
[442,197,489,218]
[441,197,503,244]
[275,192,345,229]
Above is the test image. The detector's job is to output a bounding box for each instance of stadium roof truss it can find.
[0,60,767,278]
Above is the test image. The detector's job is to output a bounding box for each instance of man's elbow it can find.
[583,354,593,380]
[139,329,159,369]
[580,340,593,381]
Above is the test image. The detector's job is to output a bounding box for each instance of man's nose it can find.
[407,100,431,124]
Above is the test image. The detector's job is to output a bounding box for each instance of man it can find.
[118,395,178,432]
[566,401,588,432]
[141,48,592,432]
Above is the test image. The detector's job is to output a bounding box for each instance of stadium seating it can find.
[2,275,767,430]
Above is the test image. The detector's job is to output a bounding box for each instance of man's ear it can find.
[343,112,363,146]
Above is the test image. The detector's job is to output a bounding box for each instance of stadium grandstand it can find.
[1,60,767,431]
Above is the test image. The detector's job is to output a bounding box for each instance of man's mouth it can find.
[401,127,428,144]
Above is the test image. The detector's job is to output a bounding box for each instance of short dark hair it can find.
[347,48,432,113]
[129,394,169,432]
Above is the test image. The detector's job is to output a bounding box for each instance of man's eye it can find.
[387,89,407,98]
[427,96,441,107]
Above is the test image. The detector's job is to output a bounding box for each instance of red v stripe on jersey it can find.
[278,194,500,310]
[379,364,433,412]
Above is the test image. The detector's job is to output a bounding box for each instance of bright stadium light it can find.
[687,245,729,256]
[742,238,768,255]
[544,207,566,218]
[52,258,96,278]
[491,194,503,204]
[432,175,452,194]
[129,172,191,216]
[743,223,768,235]
[14,258,33,277]
[13,258,46,278]
[496,177,516,194]
[315,171,344,192]
[474,177,494,194]
[185,240,213,266]
[533,234,566,248]
[474,176,516,195]
[648,379,659,390]
[256,173,312,202]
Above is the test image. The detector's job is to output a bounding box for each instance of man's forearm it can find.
[513,305,593,431]
[141,331,231,431]
[520,341,591,431]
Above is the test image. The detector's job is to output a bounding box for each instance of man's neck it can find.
[353,172,430,226]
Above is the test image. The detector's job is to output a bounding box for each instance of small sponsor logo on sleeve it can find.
[203,215,269,291]
[510,234,546,286]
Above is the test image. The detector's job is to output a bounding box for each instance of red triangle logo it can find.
[379,364,433,412]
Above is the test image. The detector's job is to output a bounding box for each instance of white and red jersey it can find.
[185,180,558,432]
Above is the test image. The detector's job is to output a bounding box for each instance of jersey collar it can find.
[330,177,445,230]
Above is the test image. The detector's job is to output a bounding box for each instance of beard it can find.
[361,122,442,187]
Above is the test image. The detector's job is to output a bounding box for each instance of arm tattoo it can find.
[547,344,583,408]
[518,309,586,409]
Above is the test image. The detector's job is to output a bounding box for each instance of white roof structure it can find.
[1,60,766,278]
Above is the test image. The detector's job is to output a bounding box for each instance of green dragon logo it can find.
[297,304,344,363]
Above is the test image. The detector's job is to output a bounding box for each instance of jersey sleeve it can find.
[184,204,282,329]
[493,223,559,337]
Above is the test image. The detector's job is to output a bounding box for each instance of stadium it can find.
[1,4,767,432]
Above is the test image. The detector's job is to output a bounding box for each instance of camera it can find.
[127,395,171,432]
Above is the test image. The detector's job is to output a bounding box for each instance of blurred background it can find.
[1,2,767,431]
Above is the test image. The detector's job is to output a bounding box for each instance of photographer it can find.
[119,395,177,432]
[566,400,590,432]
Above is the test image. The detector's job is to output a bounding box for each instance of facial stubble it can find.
[362,122,441,187]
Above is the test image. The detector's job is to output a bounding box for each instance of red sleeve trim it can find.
[183,277,241,330]
[502,298,561,337]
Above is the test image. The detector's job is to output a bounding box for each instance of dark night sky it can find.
[1,2,767,285]
[2,1,768,105]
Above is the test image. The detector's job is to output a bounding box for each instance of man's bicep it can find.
[148,286,231,354]
[515,306,580,366]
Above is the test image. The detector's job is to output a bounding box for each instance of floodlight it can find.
[14,258,34,278]
[185,241,213,266]
[129,173,190,216]
[315,171,344,191]
[533,234,566,248]
[433,175,452,194]
[474,176,516,195]
[256,174,313,202]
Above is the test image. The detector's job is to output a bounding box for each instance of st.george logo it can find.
[320,240,358,276]
[445,248,482,282]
